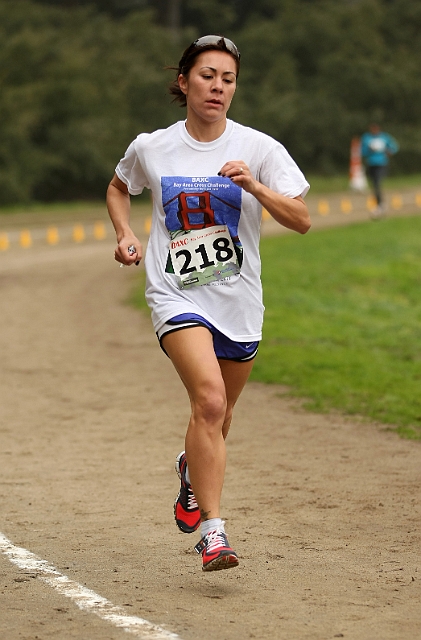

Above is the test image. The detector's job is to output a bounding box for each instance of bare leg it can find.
[218,357,254,439]
[162,328,254,521]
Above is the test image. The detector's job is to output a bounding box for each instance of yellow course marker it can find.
[416,193,421,208]
[73,224,85,243]
[0,233,9,251]
[391,194,402,210]
[20,230,32,248]
[94,221,106,240]
[318,200,330,216]
[261,208,271,221]
[144,216,152,234]
[366,195,377,212]
[47,227,59,245]
[340,199,352,214]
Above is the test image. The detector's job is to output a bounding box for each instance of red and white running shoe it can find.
[174,451,201,534]
[194,524,239,572]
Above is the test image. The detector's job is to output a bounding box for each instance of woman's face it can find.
[178,50,237,125]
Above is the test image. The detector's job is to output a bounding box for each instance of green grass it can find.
[253,215,421,439]
[128,213,421,438]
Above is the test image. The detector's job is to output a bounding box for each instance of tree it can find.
[0,0,180,203]
[1,0,421,204]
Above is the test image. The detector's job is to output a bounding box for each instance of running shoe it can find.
[174,451,201,534]
[194,525,239,572]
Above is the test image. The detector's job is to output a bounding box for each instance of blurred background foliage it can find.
[1,0,420,204]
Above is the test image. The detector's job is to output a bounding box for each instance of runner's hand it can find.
[218,161,257,194]
[115,237,142,266]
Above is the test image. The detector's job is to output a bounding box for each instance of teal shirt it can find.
[361,131,399,167]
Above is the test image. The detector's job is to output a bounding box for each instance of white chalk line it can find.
[0,531,180,639]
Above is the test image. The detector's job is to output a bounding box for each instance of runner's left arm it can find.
[218,161,311,235]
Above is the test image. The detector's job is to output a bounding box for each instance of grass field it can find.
[254,215,421,439]
[129,214,421,440]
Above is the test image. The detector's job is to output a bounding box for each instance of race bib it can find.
[169,225,240,290]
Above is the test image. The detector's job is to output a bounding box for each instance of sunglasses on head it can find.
[191,35,241,60]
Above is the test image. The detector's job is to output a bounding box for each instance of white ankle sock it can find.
[201,518,224,538]
[184,461,223,539]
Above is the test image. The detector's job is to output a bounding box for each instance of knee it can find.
[192,384,227,428]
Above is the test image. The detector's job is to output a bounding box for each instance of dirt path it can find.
[0,228,420,639]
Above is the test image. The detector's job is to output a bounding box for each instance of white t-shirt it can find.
[115,119,309,341]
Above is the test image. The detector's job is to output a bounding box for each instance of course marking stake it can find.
[0,531,180,639]
[94,221,107,240]
[317,200,330,216]
[144,216,152,233]
[366,195,377,212]
[391,194,403,210]
[47,226,59,245]
[73,224,85,243]
[340,199,352,214]
[0,232,9,251]
[20,230,32,248]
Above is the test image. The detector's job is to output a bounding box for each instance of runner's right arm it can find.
[107,174,143,265]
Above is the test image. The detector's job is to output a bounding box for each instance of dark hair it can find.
[168,35,241,107]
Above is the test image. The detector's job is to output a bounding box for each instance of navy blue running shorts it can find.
[157,313,259,362]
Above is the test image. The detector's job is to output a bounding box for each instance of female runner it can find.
[107,35,311,572]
